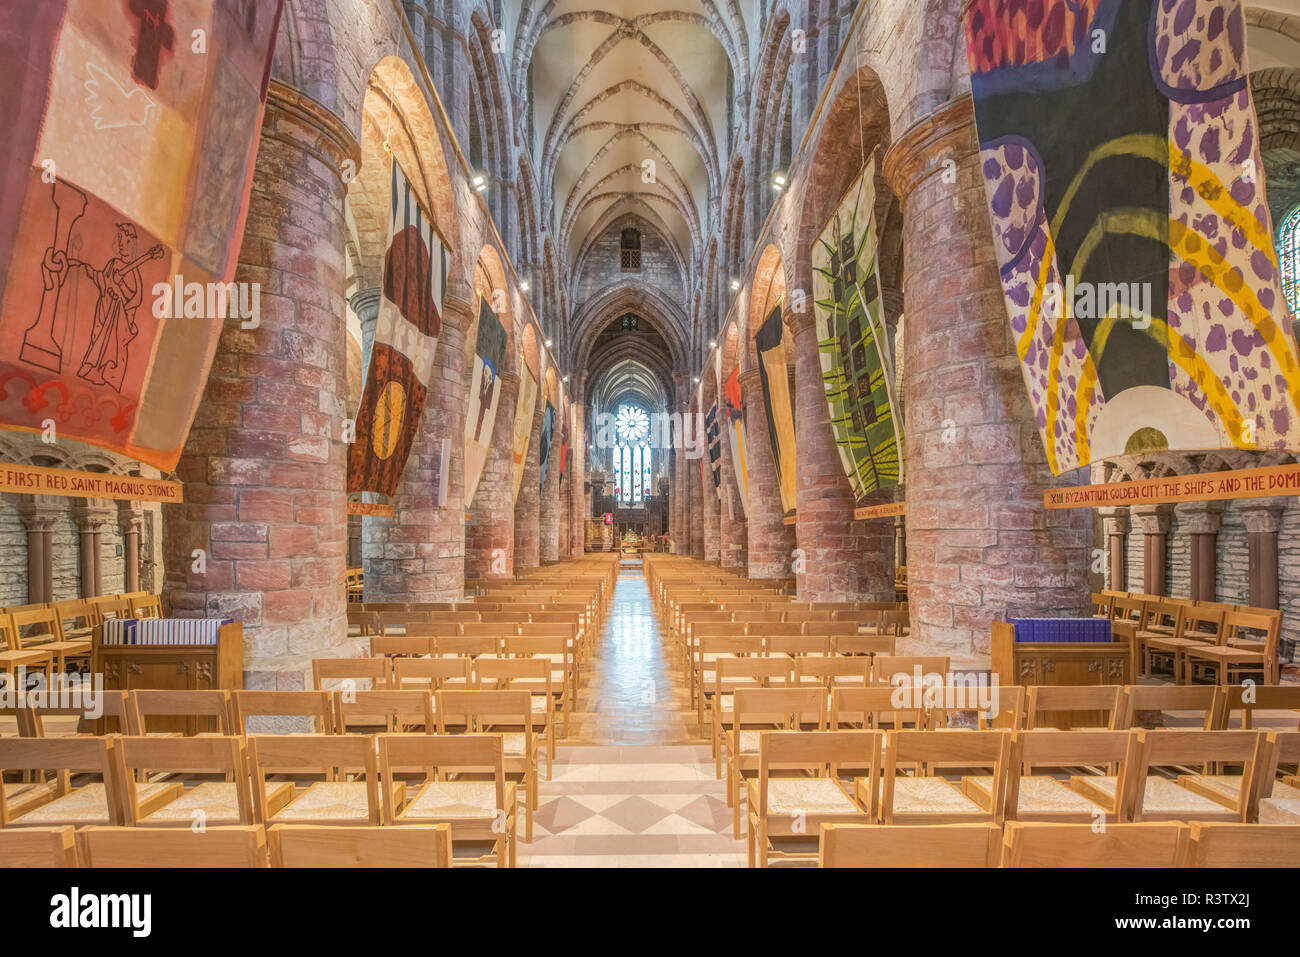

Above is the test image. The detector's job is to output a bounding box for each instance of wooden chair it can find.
[1092,730,1265,823]
[504,636,572,733]
[696,635,765,728]
[725,687,826,837]
[379,610,432,635]
[335,689,435,734]
[378,733,516,867]
[129,594,163,619]
[870,655,951,686]
[972,730,1136,823]
[711,656,793,777]
[114,735,288,826]
[232,690,335,734]
[746,730,878,867]
[268,823,452,868]
[347,608,381,638]
[866,729,1011,825]
[0,826,78,866]
[369,634,435,657]
[436,689,537,842]
[1143,605,1221,683]
[0,737,151,826]
[1215,684,1300,730]
[1180,730,1300,816]
[128,689,234,736]
[766,635,831,658]
[247,733,387,825]
[77,825,267,867]
[833,634,896,657]
[0,612,53,680]
[436,635,502,658]
[1185,823,1300,867]
[1024,684,1124,731]
[11,605,82,674]
[819,822,1000,868]
[830,686,928,737]
[791,655,871,690]
[474,656,556,779]
[1001,821,1188,867]
[311,657,390,692]
[50,598,98,660]
[393,656,472,693]
[924,684,1025,730]
[1185,610,1281,687]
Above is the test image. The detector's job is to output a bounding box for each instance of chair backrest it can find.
[1262,731,1300,795]
[732,687,826,730]
[77,825,267,867]
[1223,609,1280,654]
[16,690,132,737]
[1001,822,1187,867]
[1216,684,1300,730]
[832,634,896,657]
[89,597,133,620]
[268,822,451,867]
[792,656,871,688]
[1176,605,1225,641]
[369,634,435,657]
[129,689,233,735]
[435,689,531,732]
[0,826,79,866]
[114,735,252,825]
[871,655,951,685]
[379,610,432,633]
[699,635,764,658]
[1024,684,1124,730]
[233,690,334,734]
[51,598,99,632]
[311,657,390,691]
[1186,823,1300,867]
[474,655,551,692]
[830,686,926,731]
[714,656,792,692]
[766,635,830,657]
[0,737,121,825]
[406,622,465,640]
[377,732,506,824]
[335,690,435,733]
[1120,684,1220,730]
[1007,730,1139,819]
[460,622,516,640]
[1109,596,1147,625]
[393,656,472,691]
[9,605,64,644]
[919,684,1024,730]
[247,733,381,824]
[819,822,999,868]
[129,594,163,619]
[879,730,1010,824]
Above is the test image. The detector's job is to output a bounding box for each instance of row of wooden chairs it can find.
[3,822,454,868]
[0,593,162,677]
[818,820,1300,868]
[1095,591,1283,685]
[1,732,522,866]
[736,726,1299,866]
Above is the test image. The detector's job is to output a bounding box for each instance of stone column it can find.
[350,287,383,380]
[1178,501,1223,602]
[1100,508,1129,592]
[514,408,544,570]
[19,504,55,605]
[363,295,473,602]
[1133,505,1173,597]
[1243,505,1283,609]
[671,374,690,553]
[118,503,144,594]
[162,82,359,689]
[73,507,110,599]
[788,307,893,601]
[569,384,587,555]
[701,442,721,563]
[540,400,562,563]
[881,95,1091,665]
[740,368,796,578]
[717,403,748,569]
[690,445,705,559]
[466,371,518,578]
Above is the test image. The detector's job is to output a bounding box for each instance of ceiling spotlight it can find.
[519,280,529,292]
[730,279,741,291]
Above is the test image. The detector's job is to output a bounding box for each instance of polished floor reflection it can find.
[521,565,746,866]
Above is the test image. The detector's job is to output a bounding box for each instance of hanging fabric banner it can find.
[0,0,284,470]
[463,294,506,507]
[539,399,556,493]
[705,402,721,495]
[348,161,447,497]
[559,398,570,481]
[724,366,748,516]
[965,0,1300,474]
[755,304,798,514]
[813,155,904,498]
[511,365,538,501]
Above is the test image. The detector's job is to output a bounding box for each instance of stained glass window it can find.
[613,404,652,505]
[1281,204,1300,317]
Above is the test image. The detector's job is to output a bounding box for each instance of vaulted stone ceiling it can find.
[513,0,748,299]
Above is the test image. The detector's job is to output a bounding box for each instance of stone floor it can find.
[518,566,747,867]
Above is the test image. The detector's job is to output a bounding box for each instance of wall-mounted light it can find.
[708,340,717,349]
[544,338,553,348]
[772,172,786,192]
[472,174,487,192]
[519,280,530,292]
[562,375,570,383]
[693,376,700,384]
[730,279,741,291]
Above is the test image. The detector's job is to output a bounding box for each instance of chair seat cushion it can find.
[275,781,378,822]
[890,777,984,815]
[1074,775,1239,819]
[142,781,292,823]
[403,780,503,820]
[762,777,860,817]
[966,774,1104,815]
[16,781,175,824]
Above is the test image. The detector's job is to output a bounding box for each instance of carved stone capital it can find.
[1132,503,1173,535]
[881,95,976,202]
[1240,503,1285,535]
[1175,500,1225,535]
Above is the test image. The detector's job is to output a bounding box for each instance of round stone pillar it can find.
[881,95,1091,666]
[19,504,56,605]
[739,368,796,578]
[162,82,359,689]
[363,295,473,602]
[690,445,705,559]
[701,442,720,563]
[465,371,518,578]
[1178,501,1223,602]
[569,382,587,555]
[1100,508,1129,592]
[514,408,544,570]
[788,308,894,601]
[1133,505,1172,597]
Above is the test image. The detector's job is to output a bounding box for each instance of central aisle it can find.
[519,566,746,867]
